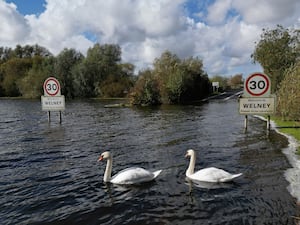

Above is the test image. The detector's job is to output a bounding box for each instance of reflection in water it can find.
[0,99,300,225]
[185,177,235,190]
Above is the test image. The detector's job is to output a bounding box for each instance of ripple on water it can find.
[0,99,300,225]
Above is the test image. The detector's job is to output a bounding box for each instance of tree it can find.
[54,48,84,99]
[277,61,300,120]
[210,75,228,91]
[73,43,122,97]
[13,44,52,58]
[17,56,55,98]
[130,51,211,105]
[153,51,210,104]
[0,44,53,97]
[100,63,135,97]
[179,57,211,102]
[130,69,161,106]
[153,51,181,102]
[0,58,32,96]
[252,25,300,93]
[228,74,243,89]
[0,47,14,64]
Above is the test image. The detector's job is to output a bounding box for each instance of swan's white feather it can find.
[188,167,242,183]
[185,149,242,183]
[111,167,161,184]
[99,151,162,185]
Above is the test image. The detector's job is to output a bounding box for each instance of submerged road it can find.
[203,89,243,101]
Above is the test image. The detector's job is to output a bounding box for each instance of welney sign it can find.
[41,77,65,111]
[239,73,275,115]
[239,97,275,115]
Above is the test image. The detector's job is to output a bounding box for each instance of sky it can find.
[1,0,300,77]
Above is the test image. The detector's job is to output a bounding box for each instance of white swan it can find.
[98,151,162,185]
[185,149,242,183]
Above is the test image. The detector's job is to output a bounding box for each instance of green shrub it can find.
[130,70,161,106]
[277,61,300,120]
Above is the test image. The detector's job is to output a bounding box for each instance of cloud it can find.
[232,0,300,25]
[0,1,30,44]
[0,0,299,76]
[206,0,232,25]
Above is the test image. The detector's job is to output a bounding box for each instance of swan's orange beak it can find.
[185,152,189,158]
[98,156,104,162]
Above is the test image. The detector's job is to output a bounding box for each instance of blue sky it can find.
[1,0,299,76]
[6,0,45,15]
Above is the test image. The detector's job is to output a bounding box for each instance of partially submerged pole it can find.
[48,111,51,123]
[59,111,62,124]
[244,115,248,131]
[267,115,271,130]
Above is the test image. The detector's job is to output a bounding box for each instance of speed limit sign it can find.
[43,77,61,96]
[244,73,271,97]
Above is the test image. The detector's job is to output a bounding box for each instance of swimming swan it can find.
[98,151,162,185]
[185,149,242,183]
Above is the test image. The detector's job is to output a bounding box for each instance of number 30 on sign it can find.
[43,77,61,96]
[244,73,271,97]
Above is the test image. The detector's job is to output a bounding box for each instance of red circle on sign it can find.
[43,77,60,96]
[245,73,270,97]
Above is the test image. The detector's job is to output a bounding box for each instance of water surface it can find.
[0,98,299,225]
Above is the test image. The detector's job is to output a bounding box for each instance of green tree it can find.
[228,74,243,89]
[153,51,180,102]
[0,58,32,96]
[0,47,14,64]
[0,44,53,97]
[153,51,210,104]
[131,51,211,105]
[17,56,55,98]
[179,57,211,102]
[100,63,135,97]
[13,44,52,58]
[73,43,122,97]
[210,75,228,92]
[277,61,300,120]
[252,25,300,93]
[130,70,161,106]
[72,63,89,97]
[54,48,84,99]
[166,68,185,103]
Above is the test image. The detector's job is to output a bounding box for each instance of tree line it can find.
[1,24,298,110]
[252,25,300,120]
[0,44,212,104]
[0,44,135,99]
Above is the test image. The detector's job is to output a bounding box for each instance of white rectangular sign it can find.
[212,82,219,88]
[239,97,275,115]
[41,96,65,111]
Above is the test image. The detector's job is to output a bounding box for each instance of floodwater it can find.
[0,98,299,225]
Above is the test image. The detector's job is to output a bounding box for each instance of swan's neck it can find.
[186,153,196,176]
[104,158,112,182]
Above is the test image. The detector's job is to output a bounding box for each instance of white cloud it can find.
[232,0,300,25]
[206,0,232,25]
[0,0,299,76]
[0,1,30,44]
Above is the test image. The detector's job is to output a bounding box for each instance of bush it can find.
[130,70,161,106]
[129,51,212,106]
[277,61,300,120]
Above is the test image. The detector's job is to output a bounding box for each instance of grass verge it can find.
[271,116,300,155]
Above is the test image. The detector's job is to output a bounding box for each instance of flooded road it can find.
[0,98,299,225]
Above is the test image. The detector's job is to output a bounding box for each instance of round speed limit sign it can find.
[244,73,271,97]
[43,77,61,96]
